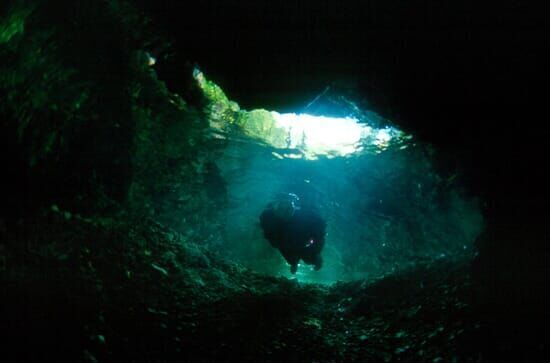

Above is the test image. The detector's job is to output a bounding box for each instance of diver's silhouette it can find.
[260,194,326,274]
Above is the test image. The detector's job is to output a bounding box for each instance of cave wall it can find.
[0,0,225,246]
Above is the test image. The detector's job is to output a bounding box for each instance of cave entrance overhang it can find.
[193,68,411,160]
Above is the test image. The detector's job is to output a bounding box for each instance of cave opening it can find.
[197,69,484,284]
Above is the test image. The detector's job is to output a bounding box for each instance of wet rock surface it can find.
[3,211,548,361]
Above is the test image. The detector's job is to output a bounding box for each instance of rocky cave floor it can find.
[2,208,547,362]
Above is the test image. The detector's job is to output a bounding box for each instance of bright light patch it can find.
[374,128,391,147]
[194,69,410,159]
[272,112,373,158]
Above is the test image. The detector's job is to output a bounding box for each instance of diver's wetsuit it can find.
[260,205,326,273]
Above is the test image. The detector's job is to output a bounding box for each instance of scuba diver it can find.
[259,193,326,274]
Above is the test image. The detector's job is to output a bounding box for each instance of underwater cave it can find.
[1,0,548,361]
[195,69,483,284]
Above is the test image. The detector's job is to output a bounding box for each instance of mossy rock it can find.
[237,109,288,148]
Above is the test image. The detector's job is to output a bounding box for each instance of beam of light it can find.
[193,69,409,159]
[272,112,372,158]
[271,112,406,159]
